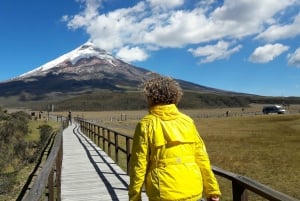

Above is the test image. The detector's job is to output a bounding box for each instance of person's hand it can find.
[207,195,219,201]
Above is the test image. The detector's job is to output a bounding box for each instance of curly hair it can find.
[143,76,183,106]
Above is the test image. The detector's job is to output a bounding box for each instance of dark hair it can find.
[143,76,183,106]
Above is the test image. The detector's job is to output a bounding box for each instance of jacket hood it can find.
[149,104,197,146]
[149,104,180,120]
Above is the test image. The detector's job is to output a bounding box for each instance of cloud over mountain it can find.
[62,0,300,65]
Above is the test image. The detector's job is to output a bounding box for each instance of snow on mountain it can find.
[18,42,115,78]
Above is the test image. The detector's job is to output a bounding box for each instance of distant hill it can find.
[44,91,300,111]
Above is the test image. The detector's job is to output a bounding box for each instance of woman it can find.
[129,76,221,201]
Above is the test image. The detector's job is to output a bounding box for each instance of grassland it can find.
[197,115,300,200]
[54,104,300,200]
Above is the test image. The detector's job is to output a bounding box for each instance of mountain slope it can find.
[0,42,230,100]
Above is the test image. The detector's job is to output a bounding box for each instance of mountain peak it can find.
[18,42,114,78]
[78,41,110,56]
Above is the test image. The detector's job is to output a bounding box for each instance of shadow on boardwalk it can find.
[61,123,148,201]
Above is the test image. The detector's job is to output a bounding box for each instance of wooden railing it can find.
[18,119,68,201]
[78,118,132,173]
[77,118,299,201]
[212,166,299,201]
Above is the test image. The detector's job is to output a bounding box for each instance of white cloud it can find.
[212,0,295,21]
[69,2,147,51]
[143,9,213,47]
[249,43,289,63]
[146,0,184,10]
[65,0,100,29]
[288,48,300,67]
[211,0,296,37]
[116,46,149,62]
[63,0,300,62]
[188,41,242,63]
[256,13,300,41]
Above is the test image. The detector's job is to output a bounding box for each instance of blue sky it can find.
[1,0,300,97]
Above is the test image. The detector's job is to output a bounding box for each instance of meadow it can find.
[53,104,300,200]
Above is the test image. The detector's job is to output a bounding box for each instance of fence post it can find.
[93,124,96,143]
[97,126,100,147]
[126,137,131,175]
[48,169,54,201]
[88,123,91,138]
[232,180,248,201]
[115,134,119,163]
[102,128,106,151]
[56,138,62,201]
[108,130,111,157]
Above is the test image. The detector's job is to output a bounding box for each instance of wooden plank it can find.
[61,124,148,201]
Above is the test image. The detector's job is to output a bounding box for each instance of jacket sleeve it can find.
[194,127,221,197]
[128,121,150,201]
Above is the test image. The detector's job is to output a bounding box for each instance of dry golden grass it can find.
[196,115,300,200]
[53,104,300,200]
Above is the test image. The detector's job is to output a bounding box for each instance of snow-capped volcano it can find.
[14,41,156,85]
[19,42,117,78]
[0,42,157,97]
[0,41,222,102]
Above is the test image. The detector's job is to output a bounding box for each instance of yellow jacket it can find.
[129,104,221,201]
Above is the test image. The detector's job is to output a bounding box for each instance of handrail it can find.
[212,166,298,201]
[17,131,57,200]
[77,118,299,201]
[20,128,62,201]
[19,119,67,201]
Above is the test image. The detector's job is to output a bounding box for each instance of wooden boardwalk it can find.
[61,123,148,201]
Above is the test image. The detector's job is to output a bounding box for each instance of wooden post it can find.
[115,134,119,163]
[102,128,106,151]
[56,138,62,201]
[97,126,100,146]
[108,130,111,157]
[126,137,131,175]
[48,167,54,201]
[232,181,248,201]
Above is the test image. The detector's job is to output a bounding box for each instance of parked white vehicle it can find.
[262,105,286,114]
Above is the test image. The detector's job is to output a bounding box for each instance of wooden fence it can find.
[18,118,68,201]
[77,118,299,201]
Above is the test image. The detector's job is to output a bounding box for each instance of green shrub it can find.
[38,124,53,144]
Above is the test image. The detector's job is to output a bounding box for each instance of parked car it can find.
[262,105,286,114]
